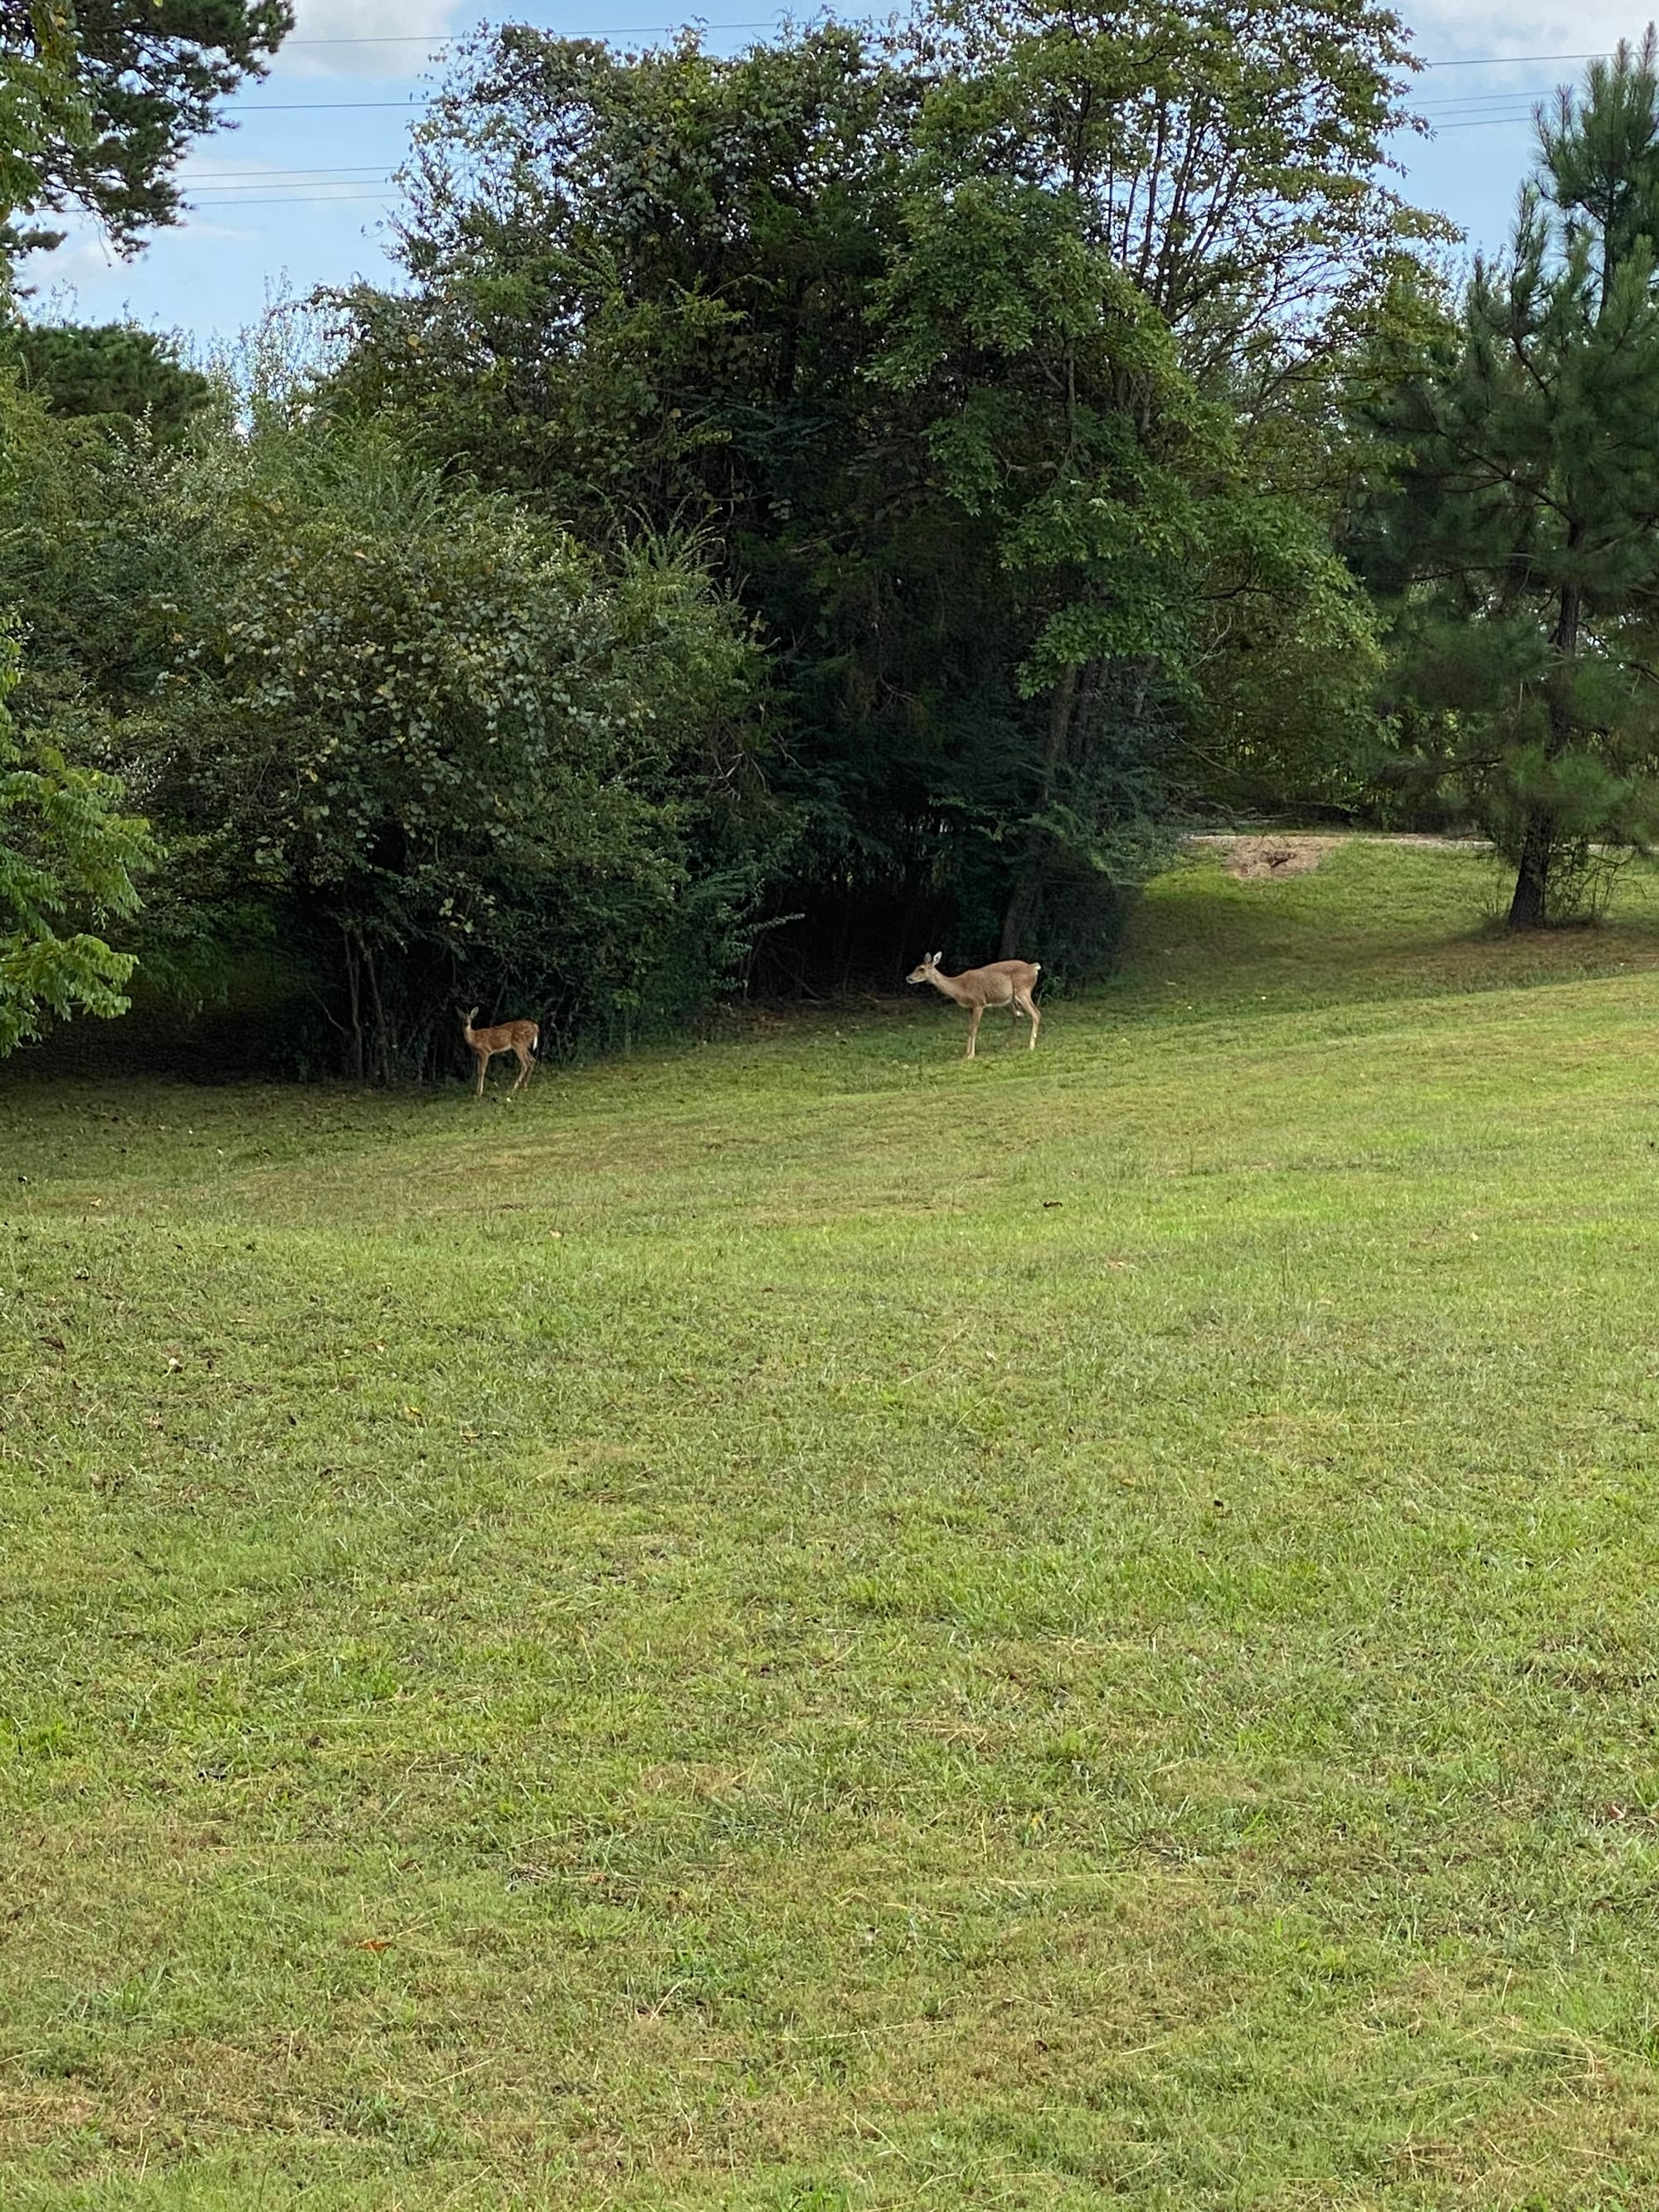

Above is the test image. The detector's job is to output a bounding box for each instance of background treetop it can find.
[915,0,1442,387]
[1359,31,1659,927]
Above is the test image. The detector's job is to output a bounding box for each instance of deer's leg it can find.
[1019,993,1040,1050]
[511,1043,533,1095]
[965,1004,983,1059]
[473,1050,488,1099]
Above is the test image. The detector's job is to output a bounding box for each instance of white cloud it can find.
[1405,1,1659,66]
[277,0,460,81]
[27,229,126,295]
[22,217,259,332]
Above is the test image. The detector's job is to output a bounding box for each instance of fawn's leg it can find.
[474,1052,488,1099]
[511,1043,533,1094]
[966,1004,983,1059]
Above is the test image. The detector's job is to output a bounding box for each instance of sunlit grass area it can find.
[7,839,1659,2207]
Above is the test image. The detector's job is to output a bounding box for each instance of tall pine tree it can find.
[1364,35,1659,926]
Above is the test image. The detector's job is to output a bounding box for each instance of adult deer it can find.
[460,1006,539,1099]
[906,952,1041,1059]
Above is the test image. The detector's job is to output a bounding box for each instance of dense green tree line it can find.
[333,2,1418,983]
[12,7,1659,1076]
[0,372,766,1076]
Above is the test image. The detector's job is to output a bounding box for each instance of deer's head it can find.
[461,1005,479,1030]
[906,953,943,984]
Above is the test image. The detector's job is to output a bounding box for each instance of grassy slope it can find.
[7,842,1659,2207]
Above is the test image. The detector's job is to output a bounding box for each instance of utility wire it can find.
[273,34,1621,66]
[284,21,786,41]
[135,32,1645,177]
[188,177,392,192]
[1415,85,1571,106]
[181,166,389,179]
[230,99,433,112]
[1434,115,1541,131]
[1422,51,1613,69]
[188,192,395,206]
[188,189,393,201]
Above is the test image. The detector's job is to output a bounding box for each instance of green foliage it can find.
[1361,34,1659,924]
[0,367,153,1056]
[922,0,1435,388]
[868,26,1395,952]
[146,420,767,1077]
[866,155,1203,956]
[0,628,150,1054]
[0,372,769,1076]
[1186,484,1387,813]
[9,318,210,433]
[1,0,290,263]
[327,3,1424,987]
[0,0,84,250]
[347,25,916,539]
[0,0,1447,1069]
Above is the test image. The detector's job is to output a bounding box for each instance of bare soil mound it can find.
[1189,834,1345,881]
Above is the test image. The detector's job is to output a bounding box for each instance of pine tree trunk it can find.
[1506,577,1583,931]
[1506,820,1552,928]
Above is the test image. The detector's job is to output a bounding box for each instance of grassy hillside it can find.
[8,839,1659,2209]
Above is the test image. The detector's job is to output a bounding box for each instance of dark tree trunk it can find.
[342,928,365,1082]
[1000,873,1039,960]
[1507,819,1552,928]
[1000,662,1080,958]
[363,943,389,1085]
[1506,578,1583,931]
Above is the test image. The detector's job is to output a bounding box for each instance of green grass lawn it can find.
[12,839,1659,2208]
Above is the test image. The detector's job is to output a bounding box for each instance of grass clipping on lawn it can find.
[7,839,1659,2208]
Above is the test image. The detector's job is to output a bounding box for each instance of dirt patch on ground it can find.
[1190,831,1493,880]
[1189,834,1346,881]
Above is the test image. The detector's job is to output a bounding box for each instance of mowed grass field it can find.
[12,840,1659,2209]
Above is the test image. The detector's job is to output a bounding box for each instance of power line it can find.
[186,191,395,208]
[189,175,391,191]
[1422,51,1612,70]
[285,20,787,41]
[230,99,432,113]
[192,32,1633,155]
[1434,114,1542,131]
[236,24,793,113]
[272,32,1618,63]
[273,32,1615,63]
[1416,97,1559,117]
[190,187,392,200]
[1416,96,1547,113]
[181,166,390,180]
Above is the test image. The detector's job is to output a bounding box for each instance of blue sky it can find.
[24,0,1659,349]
